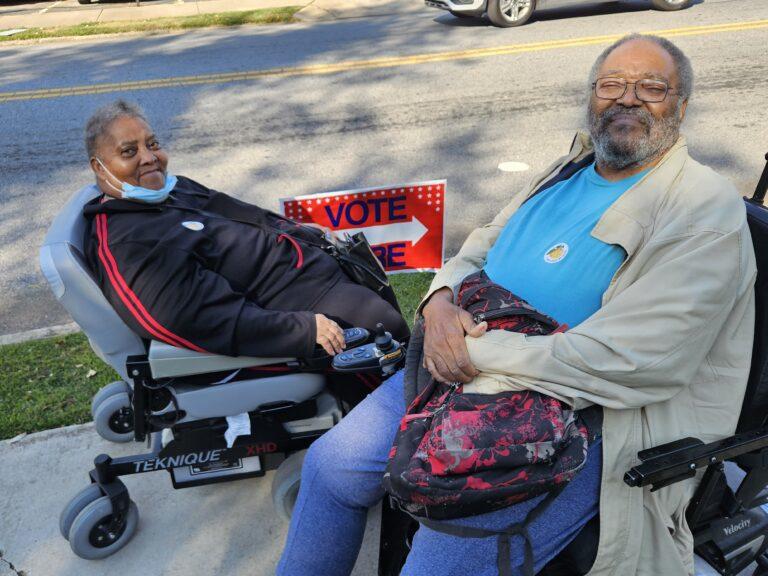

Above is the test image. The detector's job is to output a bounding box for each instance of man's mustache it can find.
[598,106,653,131]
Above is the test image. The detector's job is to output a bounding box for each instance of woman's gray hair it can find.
[588,34,694,102]
[85,99,148,159]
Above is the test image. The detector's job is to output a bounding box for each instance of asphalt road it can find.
[1,0,767,336]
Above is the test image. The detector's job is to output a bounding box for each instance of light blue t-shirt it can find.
[484,163,648,328]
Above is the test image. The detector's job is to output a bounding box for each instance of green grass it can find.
[0,8,301,42]
[0,272,434,440]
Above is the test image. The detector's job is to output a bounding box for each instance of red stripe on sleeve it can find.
[96,214,209,353]
[277,234,304,269]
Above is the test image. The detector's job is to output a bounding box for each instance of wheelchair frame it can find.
[74,354,335,557]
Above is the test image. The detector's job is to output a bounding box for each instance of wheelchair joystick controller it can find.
[374,323,395,354]
[332,323,406,376]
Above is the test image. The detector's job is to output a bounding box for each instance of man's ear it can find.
[679,99,688,122]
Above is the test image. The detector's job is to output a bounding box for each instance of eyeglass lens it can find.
[595,78,669,103]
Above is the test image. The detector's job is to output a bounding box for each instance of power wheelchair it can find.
[40,184,406,560]
[378,154,768,576]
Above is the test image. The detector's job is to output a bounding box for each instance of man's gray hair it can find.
[85,99,148,159]
[588,34,694,102]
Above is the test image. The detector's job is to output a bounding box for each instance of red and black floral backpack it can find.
[382,270,599,576]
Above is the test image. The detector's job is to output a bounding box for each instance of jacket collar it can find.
[545,131,689,257]
[82,195,163,216]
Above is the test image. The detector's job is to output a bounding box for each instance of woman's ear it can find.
[90,157,104,179]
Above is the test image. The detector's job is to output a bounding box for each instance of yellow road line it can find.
[2,18,767,103]
[39,1,63,14]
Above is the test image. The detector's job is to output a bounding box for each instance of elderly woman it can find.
[82,100,408,370]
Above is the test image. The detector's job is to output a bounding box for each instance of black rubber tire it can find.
[449,10,476,18]
[68,496,139,560]
[487,0,534,27]
[271,451,307,521]
[60,484,103,540]
[650,0,692,10]
[90,381,130,419]
[93,392,134,443]
[77,0,93,4]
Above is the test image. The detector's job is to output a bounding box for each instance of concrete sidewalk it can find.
[0,424,381,576]
[0,0,423,30]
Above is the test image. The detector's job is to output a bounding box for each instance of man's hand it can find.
[315,314,346,355]
[422,288,487,383]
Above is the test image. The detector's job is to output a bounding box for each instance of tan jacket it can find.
[423,133,757,575]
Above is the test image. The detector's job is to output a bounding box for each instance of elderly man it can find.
[277,34,756,576]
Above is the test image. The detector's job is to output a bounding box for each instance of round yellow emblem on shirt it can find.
[544,243,569,263]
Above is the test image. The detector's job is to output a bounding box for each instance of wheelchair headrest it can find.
[39,185,145,381]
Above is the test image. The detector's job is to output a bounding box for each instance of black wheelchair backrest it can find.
[737,154,768,433]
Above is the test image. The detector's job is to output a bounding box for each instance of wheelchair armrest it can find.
[147,340,295,378]
[624,428,768,491]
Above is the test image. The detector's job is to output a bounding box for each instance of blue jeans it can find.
[277,371,602,576]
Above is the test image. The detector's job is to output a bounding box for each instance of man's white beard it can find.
[587,102,681,171]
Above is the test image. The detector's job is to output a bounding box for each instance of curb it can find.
[1,422,94,449]
[0,322,80,346]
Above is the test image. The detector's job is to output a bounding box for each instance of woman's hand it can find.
[315,314,346,355]
[422,288,487,383]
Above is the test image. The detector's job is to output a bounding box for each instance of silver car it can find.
[424,0,692,28]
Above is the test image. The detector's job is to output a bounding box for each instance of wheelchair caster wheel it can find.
[68,495,139,559]
[91,381,130,419]
[60,483,103,539]
[93,392,134,443]
[272,450,306,521]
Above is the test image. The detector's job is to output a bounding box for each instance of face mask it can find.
[96,158,176,204]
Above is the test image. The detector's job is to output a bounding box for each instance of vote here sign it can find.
[280,181,445,273]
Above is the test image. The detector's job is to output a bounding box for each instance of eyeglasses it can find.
[592,77,677,103]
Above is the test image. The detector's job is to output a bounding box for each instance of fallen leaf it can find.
[86,369,97,379]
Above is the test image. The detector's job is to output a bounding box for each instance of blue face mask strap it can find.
[95,158,176,204]
[95,158,125,196]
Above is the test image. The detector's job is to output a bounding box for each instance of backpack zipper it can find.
[473,307,557,329]
[403,381,461,423]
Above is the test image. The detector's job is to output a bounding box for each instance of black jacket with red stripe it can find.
[83,176,345,358]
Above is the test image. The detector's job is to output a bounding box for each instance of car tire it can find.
[487,0,535,27]
[78,0,93,4]
[449,10,475,18]
[650,0,692,10]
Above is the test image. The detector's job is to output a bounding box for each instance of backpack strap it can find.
[413,489,563,576]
